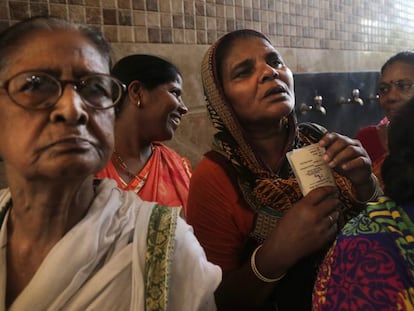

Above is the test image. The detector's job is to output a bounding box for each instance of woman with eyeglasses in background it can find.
[314,99,414,310]
[0,16,220,310]
[356,50,414,189]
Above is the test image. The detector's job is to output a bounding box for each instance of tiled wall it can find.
[2,0,414,51]
[0,0,414,186]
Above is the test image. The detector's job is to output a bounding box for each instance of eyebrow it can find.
[231,50,282,68]
[231,58,254,72]
[266,50,283,61]
[380,78,414,83]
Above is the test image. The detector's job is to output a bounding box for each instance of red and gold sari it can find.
[96,142,191,213]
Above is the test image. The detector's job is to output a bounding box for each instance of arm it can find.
[186,157,279,309]
[187,157,341,310]
[168,216,222,311]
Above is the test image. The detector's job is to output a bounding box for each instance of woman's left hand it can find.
[319,132,372,186]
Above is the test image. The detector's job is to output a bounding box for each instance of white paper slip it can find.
[286,143,336,196]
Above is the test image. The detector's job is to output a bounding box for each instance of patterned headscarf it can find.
[201,29,358,242]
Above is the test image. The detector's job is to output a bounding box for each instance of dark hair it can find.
[0,15,113,74]
[382,99,414,204]
[111,54,182,114]
[381,50,414,73]
[111,54,181,89]
[214,29,271,85]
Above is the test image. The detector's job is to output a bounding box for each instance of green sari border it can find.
[145,204,179,311]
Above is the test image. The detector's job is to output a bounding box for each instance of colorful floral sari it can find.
[314,197,414,310]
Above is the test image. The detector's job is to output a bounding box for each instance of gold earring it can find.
[136,100,141,108]
[282,116,289,127]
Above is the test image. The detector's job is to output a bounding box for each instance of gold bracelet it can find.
[250,245,286,283]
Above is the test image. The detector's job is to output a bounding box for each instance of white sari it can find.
[0,179,221,311]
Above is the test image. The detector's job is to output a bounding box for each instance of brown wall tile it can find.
[118,0,131,9]
[0,1,412,56]
[148,27,161,42]
[9,2,30,20]
[86,7,102,24]
[68,0,84,4]
[161,29,173,43]
[118,10,132,25]
[132,0,145,10]
[134,26,148,41]
[103,24,118,41]
[146,0,158,12]
[31,3,49,16]
[103,8,117,25]
[49,4,68,19]
[68,5,85,23]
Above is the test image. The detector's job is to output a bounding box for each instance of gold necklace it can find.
[112,150,139,181]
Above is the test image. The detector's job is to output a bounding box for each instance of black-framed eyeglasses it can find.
[378,80,414,96]
[0,71,126,110]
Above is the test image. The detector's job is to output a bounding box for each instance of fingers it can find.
[303,187,341,229]
[326,220,339,240]
[319,132,373,186]
[323,209,340,242]
[326,209,340,226]
[275,190,341,260]
[319,132,371,171]
[305,185,338,205]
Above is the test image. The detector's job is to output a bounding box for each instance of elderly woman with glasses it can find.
[356,50,414,189]
[0,16,220,311]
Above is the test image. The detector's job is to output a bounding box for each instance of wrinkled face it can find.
[379,61,414,122]
[219,36,295,129]
[140,76,188,141]
[0,30,115,181]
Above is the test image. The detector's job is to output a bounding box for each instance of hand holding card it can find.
[287,143,336,196]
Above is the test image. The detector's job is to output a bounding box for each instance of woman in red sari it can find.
[96,55,191,212]
[187,29,381,311]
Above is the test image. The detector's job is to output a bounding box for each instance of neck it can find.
[246,122,289,171]
[4,175,96,308]
[112,145,153,181]
[7,176,96,242]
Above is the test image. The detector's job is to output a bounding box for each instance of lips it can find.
[170,113,182,127]
[42,136,94,153]
[263,85,287,99]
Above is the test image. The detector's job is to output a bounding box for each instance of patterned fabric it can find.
[145,205,179,311]
[313,197,414,311]
[201,40,363,244]
[96,142,191,212]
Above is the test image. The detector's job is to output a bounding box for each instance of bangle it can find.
[353,174,383,204]
[250,245,286,283]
